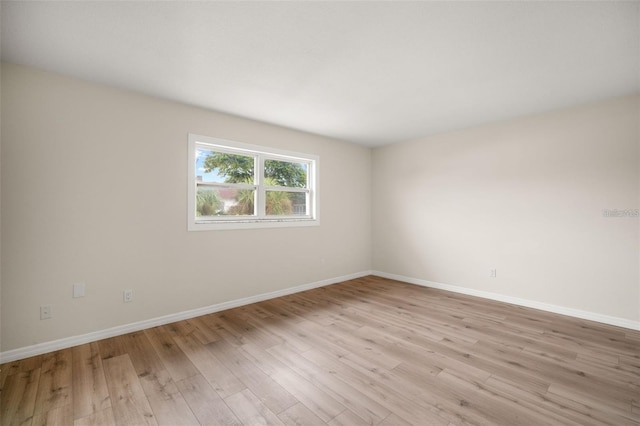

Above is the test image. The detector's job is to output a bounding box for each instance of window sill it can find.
[188,218,320,231]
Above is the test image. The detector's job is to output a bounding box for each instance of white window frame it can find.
[188,133,319,231]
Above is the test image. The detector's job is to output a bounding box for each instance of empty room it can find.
[1,1,638,425]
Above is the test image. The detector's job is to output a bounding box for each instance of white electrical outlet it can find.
[489,268,497,278]
[40,305,52,320]
[124,289,133,303]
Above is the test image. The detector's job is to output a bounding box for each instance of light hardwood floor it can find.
[1,276,639,425]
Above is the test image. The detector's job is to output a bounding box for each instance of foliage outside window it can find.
[188,134,319,230]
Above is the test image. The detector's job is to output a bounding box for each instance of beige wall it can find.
[373,95,640,322]
[1,63,372,352]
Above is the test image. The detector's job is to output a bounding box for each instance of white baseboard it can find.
[4,270,636,363]
[372,270,640,331]
[0,271,372,363]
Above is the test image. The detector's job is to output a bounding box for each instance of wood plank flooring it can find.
[1,276,639,425]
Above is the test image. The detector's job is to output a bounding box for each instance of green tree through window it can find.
[203,153,307,188]
[203,153,254,184]
[200,152,307,216]
[196,189,221,216]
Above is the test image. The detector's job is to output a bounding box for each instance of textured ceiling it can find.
[2,1,638,146]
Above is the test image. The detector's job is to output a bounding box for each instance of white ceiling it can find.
[2,1,638,147]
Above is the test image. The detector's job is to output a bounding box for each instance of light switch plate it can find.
[73,282,85,298]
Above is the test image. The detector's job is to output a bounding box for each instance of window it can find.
[188,134,319,230]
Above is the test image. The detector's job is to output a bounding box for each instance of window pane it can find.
[197,187,255,216]
[264,159,307,188]
[266,191,307,216]
[196,148,255,184]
